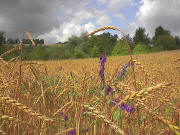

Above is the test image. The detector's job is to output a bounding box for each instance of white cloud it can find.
[127,0,180,38]
[96,15,112,26]
[97,0,107,4]
[114,13,125,21]
[84,22,96,32]
[108,0,134,12]
[38,8,113,44]
[38,21,96,44]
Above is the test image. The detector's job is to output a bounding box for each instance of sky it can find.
[0,0,180,44]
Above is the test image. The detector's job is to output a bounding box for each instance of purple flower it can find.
[100,53,106,64]
[99,53,106,85]
[117,62,130,78]
[68,129,76,135]
[60,113,68,121]
[83,108,87,112]
[59,66,63,71]
[83,128,89,133]
[120,103,135,114]
[111,99,135,114]
[105,86,113,96]
[111,99,120,106]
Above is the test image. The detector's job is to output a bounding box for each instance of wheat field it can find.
[0,27,180,135]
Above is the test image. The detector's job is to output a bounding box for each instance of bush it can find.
[73,49,85,58]
[151,45,164,52]
[90,46,101,57]
[112,40,129,56]
[133,43,151,54]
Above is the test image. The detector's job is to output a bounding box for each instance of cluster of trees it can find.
[0,25,180,60]
[22,39,44,45]
[0,32,44,45]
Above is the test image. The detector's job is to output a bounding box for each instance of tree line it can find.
[0,25,180,60]
[0,32,44,45]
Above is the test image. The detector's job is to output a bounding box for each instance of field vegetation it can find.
[0,26,180,135]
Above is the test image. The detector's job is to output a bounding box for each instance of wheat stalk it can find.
[0,57,7,64]
[114,83,172,110]
[137,99,180,135]
[0,129,6,135]
[83,104,125,135]
[0,46,19,58]
[55,128,75,135]
[0,114,35,127]
[0,95,53,122]
[53,100,72,117]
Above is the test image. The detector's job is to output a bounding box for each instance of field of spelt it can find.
[0,27,180,135]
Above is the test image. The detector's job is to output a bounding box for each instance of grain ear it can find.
[23,30,35,46]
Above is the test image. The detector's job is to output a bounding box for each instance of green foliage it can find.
[73,49,85,58]
[0,31,6,45]
[133,27,150,45]
[86,32,118,56]
[0,45,19,60]
[112,40,129,56]
[152,26,178,50]
[27,46,48,60]
[151,45,164,52]
[154,26,170,38]
[122,34,134,50]
[175,36,180,49]
[112,110,121,122]
[90,46,101,57]
[133,43,151,54]
[154,35,177,50]
[165,105,171,116]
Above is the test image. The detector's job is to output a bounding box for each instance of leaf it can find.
[165,105,171,116]
[112,110,121,122]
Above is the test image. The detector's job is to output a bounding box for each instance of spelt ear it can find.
[23,30,35,46]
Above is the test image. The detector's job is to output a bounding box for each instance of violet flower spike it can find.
[99,53,106,85]
[105,86,113,96]
[117,62,130,78]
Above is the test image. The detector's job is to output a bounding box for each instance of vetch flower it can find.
[105,86,113,96]
[68,129,76,135]
[60,112,68,121]
[99,53,106,85]
[59,66,62,71]
[83,128,89,133]
[120,104,135,114]
[111,99,120,106]
[111,99,135,114]
[117,62,130,78]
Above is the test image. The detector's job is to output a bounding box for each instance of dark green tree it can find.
[152,26,178,50]
[154,35,177,50]
[174,36,180,49]
[153,26,170,38]
[86,32,118,57]
[0,31,6,45]
[133,27,150,45]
